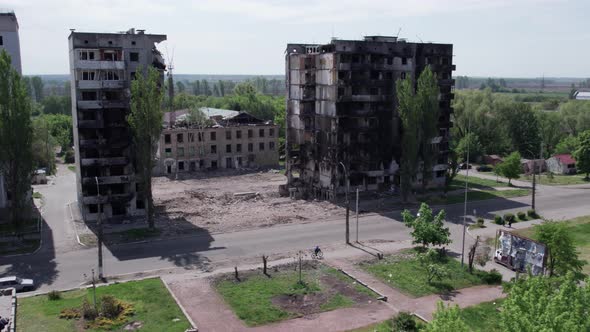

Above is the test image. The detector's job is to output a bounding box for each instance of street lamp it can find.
[461,117,471,267]
[95,177,104,280]
[339,162,350,244]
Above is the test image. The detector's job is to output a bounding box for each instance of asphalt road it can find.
[2,166,589,292]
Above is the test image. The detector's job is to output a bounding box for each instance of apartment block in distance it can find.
[157,108,279,174]
[69,29,166,221]
[285,36,454,200]
[0,10,22,212]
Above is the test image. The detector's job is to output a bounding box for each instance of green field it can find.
[17,278,191,332]
[514,216,590,274]
[215,263,374,326]
[359,249,500,298]
[521,173,590,186]
[451,174,508,190]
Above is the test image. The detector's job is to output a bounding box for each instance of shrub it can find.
[101,295,122,319]
[392,312,418,332]
[64,148,75,163]
[47,290,61,301]
[504,213,515,223]
[527,209,538,218]
[477,218,485,227]
[517,211,527,220]
[59,308,80,320]
[81,299,98,320]
[494,215,504,225]
[482,269,503,284]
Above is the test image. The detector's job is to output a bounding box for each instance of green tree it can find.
[32,116,57,174]
[424,302,469,332]
[455,133,483,163]
[41,95,71,115]
[176,81,186,94]
[501,103,540,158]
[42,114,73,151]
[573,130,590,179]
[416,67,440,190]
[535,221,586,279]
[185,106,214,127]
[500,273,590,332]
[536,110,562,155]
[402,203,451,248]
[497,151,521,185]
[397,77,419,201]
[0,50,34,225]
[554,135,579,154]
[31,75,44,102]
[128,66,165,230]
[417,248,449,283]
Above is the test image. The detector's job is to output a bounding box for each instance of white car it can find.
[0,276,35,292]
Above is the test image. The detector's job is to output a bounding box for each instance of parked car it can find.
[0,276,35,292]
[458,163,472,170]
[476,165,493,172]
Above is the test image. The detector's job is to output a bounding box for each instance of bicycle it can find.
[310,248,323,260]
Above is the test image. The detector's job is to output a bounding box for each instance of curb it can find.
[163,278,198,331]
[337,268,388,302]
[67,201,87,247]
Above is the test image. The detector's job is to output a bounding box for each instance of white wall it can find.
[0,30,21,74]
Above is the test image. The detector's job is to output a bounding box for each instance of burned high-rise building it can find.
[285,36,454,200]
[69,29,166,221]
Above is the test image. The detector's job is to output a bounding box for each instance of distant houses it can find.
[546,154,577,175]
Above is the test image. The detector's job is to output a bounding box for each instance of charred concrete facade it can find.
[69,29,166,221]
[285,36,454,200]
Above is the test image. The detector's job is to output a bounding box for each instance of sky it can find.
[5,0,590,77]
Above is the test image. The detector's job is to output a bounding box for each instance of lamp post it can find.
[95,177,104,280]
[461,117,470,267]
[339,162,350,244]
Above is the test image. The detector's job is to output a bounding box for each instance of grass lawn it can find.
[215,263,374,326]
[80,228,162,246]
[460,299,504,332]
[32,192,43,199]
[426,189,530,206]
[0,239,40,255]
[514,215,590,274]
[68,165,76,172]
[451,174,508,190]
[17,278,191,332]
[521,173,590,186]
[359,249,500,298]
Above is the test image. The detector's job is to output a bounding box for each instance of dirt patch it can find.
[152,170,345,233]
[272,292,329,315]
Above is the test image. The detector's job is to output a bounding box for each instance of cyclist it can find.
[314,245,322,256]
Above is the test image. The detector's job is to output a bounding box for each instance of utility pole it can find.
[461,118,470,267]
[532,143,544,210]
[339,162,350,244]
[355,188,359,243]
[95,177,104,280]
[91,269,97,310]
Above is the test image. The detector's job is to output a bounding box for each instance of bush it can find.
[504,213,515,223]
[477,218,485,227]
[494,215,504,225]
[100,295,122,319]
[392,312,418,332]
[47,290,61,301]
[64,148,75,163]
[482,269,503,284]
[527,209,538,218]
[517,211,527,220]
[81,299,98,320]
[59,308,80,320]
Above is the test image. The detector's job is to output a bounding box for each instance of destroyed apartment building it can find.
[285,36,454,200]
[157,108,279,174]
[69,29,166,221]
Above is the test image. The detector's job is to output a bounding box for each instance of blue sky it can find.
[7,0,590,77]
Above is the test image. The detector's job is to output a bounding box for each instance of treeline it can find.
[173,76,285,97]
[452,89,590,161]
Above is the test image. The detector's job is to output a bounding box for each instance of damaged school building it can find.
[69,29,166,221]
[157,108,279,174]
[285,36,454,200]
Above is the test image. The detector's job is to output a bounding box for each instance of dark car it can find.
[476,165,493,172]
[459,163,472,170]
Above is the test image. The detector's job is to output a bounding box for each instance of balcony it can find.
[78,120,104,129]
[78,80,128,90]
[82,175,134,185]
[350,95,388,102]
[77,100,101,109]
[79,138,107,148]
[81,157,128,167]
[75,60,125,70]
[81,192,134,205]
[102,100,128,108]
